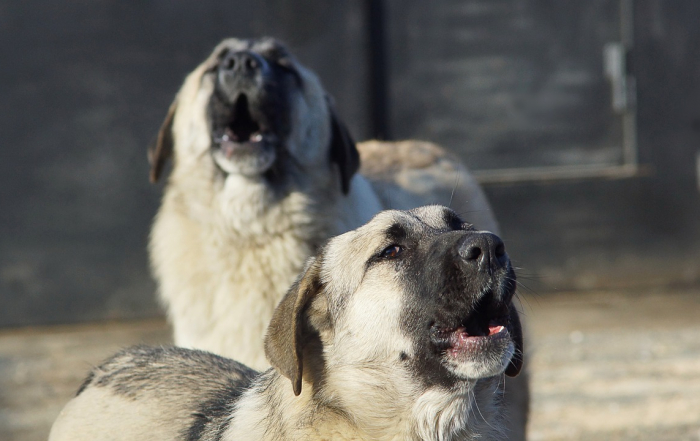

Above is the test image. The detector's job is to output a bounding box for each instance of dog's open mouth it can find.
[210,94,278,175]
[214,94,267,155]
[432,318,509,357]
[430,304,512,359]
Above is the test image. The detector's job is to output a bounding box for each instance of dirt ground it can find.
[1,287,699,441]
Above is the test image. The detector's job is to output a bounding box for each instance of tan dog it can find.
[51,206,524,441]
[148,38,528,437]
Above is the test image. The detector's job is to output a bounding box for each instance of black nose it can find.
[458,232,507,272]
[219,50,266,76]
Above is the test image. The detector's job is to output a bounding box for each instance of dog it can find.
[147,37,528,437]
[50,206,524,441]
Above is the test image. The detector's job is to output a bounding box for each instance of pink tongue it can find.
[488,325,504,336]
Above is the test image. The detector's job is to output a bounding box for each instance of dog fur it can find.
[147,38,528,437]
[50,206,524,441]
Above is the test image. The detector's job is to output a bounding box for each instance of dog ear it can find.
[264,256,323,396]
[148,99,178,183]
[505,302,524,377]
[327,98,360,195]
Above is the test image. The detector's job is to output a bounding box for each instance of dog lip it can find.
[430,323,509,352]
[213,131,278,161]
[430,313,510,350]
[444,326,510,357]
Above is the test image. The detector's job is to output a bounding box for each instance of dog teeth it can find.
[251,133,263,142]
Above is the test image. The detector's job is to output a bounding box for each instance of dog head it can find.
[149,37,359,194]
[265,205,523,396]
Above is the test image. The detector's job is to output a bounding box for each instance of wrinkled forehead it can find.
[406,205,468,231]
[320,206,465,295]
[328,206,464,256]
[202,37,320,93]
[210,37,291,60]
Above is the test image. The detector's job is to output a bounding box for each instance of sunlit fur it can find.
[149,37,528,438]
[150,38,498,370]
[50,207,519,441]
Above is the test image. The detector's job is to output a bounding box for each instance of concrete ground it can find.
[1,287,699,440]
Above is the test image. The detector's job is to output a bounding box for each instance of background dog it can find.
[148,37,528,437]
[51,206,523,441]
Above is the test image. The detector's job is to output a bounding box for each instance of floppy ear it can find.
[326,98,360,195]
[264,257,323,396]
[505,302,524,377]
[148,99,178,183]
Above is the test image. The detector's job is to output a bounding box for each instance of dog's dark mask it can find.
[205,42,295,179]
[372,208,523,388]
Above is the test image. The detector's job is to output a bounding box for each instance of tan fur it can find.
[149,38,528,438]
[51,207,522,441]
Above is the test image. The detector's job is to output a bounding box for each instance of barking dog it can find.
[148,38,528,437]
[51,206,524,441]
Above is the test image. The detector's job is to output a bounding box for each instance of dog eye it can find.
[381,245,403,259]
[462,222,476,231]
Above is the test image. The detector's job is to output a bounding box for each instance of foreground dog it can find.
[51,206,524,441]
[148,38,528,437]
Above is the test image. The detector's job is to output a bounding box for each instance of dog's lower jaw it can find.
[211,146,277,177]
[443,338,516,381]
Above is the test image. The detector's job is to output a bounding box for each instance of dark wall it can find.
[386,0,700,291]
[0,1,368,326]
[386,0,625,170]
[1,1,699,326]
[485,0,700,291]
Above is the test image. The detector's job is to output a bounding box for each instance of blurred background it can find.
[1,1,700,440]
[2,0,700,326]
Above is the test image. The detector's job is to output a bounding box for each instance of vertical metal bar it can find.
[696,150,700,193]
[620,0,634,47]
[620,0,638,166]
[365,0,390,140]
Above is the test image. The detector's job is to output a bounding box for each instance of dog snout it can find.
[217,51,269,96]
[458,232,507,272]
[220,50,267,75]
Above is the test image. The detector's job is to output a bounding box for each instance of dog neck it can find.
[222,369,505,441]
[216,173,336,240]
[212,171,382,239]
[221,370,360,440]
[318,367,506,441]
[162,168,382,259]
[410,380,507,440]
